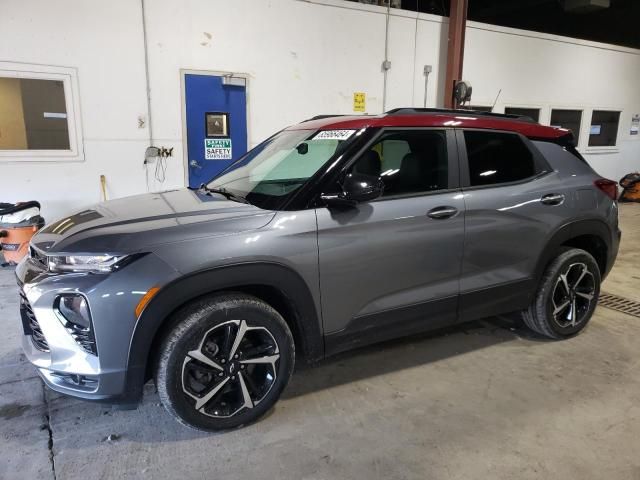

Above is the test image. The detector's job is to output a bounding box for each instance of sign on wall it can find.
[631,114,639,136]
[204,138,232,160]
[353,92,366,112]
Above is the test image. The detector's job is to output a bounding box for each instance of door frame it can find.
[179,69,251,187]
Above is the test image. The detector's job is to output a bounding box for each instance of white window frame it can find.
[0,62,84,162]
[585,108,622,153]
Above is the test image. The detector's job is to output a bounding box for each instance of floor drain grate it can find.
[599,293,640,318]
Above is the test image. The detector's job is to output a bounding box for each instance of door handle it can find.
[427,206,458,219]
[189,160,202,169]
[540,193,565,206]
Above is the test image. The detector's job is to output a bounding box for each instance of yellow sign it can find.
[353,92,366,112]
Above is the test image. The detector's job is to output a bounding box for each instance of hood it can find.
[32,189,275,254]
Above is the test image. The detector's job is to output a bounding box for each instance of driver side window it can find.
[348,130,448,197]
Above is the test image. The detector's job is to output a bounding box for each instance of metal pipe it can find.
[141,0,154,145]
[381,0,391,112]
[423,65,432,107]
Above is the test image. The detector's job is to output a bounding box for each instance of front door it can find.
[317,128,465,355]
[184,73,248,188]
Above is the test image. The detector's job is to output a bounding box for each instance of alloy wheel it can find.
[551,262,596,328]
[181,319,280,418]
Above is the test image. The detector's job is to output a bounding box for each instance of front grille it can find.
[599,292,640,318]
[19,289,50,352]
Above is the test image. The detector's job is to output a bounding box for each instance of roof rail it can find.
[300,114,351,123]
[385,107,535,123]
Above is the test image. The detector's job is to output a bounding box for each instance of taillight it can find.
[594,178,618,200]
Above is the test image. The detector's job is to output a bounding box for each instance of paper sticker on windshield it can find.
[312,130,356,141]
[205,138,232,160]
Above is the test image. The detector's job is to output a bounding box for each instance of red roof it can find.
[288,111,569,140]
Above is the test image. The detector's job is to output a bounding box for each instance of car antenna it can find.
[490,89,502,112]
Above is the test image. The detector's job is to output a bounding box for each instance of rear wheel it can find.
[522,247,600,339]
[155,293,295,431]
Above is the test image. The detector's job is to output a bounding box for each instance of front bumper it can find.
[16,252,179,404]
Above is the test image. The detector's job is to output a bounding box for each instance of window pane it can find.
[467,105,493,112]
[504,107,540,122]
[206,112,229,137]
[0,77,70,150]
[464,131,536,186]
[589,110,620,147]
[550,109,582,143]
[349,130,448,196]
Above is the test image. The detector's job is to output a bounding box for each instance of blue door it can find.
[184,73,248,188]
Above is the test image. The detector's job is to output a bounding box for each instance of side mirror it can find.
[321,173,385,208]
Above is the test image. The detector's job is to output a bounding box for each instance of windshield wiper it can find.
[199,185,250,204]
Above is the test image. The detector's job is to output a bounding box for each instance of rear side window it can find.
[463,131,536,186]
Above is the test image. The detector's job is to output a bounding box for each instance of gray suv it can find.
[17,108,620,431]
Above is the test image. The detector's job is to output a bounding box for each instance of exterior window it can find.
[0,62,82,162]
[550,109,582,144]
[589,110,620,147]
[505,107,540,122]
[464,131,536,187]
[467,105,493,112]
[0,77,69,150]
[349,130,448,196]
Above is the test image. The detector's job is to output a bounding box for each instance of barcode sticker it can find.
[312,130,356,141]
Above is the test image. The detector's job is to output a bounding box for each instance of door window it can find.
[348,130,448,197]
[463,131,537,187]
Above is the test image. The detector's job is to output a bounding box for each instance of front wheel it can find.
[155,293,295,431]
[522,247,601,339]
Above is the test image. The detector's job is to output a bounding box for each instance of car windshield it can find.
[206,128,358,209]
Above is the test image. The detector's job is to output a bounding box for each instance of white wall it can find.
[0,0,150,221]
[463,22,640,182]
[1,0,639,221]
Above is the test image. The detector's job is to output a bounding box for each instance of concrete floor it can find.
[1,204,639,480]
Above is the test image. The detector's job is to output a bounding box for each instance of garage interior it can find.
[1,0,640,478]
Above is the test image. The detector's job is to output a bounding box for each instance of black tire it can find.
[522,247,601,339]
[155,293,295,431]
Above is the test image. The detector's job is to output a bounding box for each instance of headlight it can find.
[47,254,128,273]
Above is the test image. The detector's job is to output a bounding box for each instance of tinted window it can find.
[589,110,620,147]
[505,107,540,122]
[348,130,448,196]
[550,109,582,143]
[464,131,536,186]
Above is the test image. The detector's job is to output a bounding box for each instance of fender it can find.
[122,262,324,404]
[534,217,616,283]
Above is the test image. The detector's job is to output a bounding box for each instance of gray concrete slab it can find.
[0,204,639,480]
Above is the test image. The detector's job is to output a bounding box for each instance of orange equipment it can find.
[619,173,640,203]
[0,201,45,266]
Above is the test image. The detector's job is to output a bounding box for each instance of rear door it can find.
[456,129,571,321]
[316,128,465,354]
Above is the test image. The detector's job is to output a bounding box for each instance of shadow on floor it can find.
[283,315,542,400]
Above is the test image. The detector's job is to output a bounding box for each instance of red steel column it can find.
[444,0,468,108]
